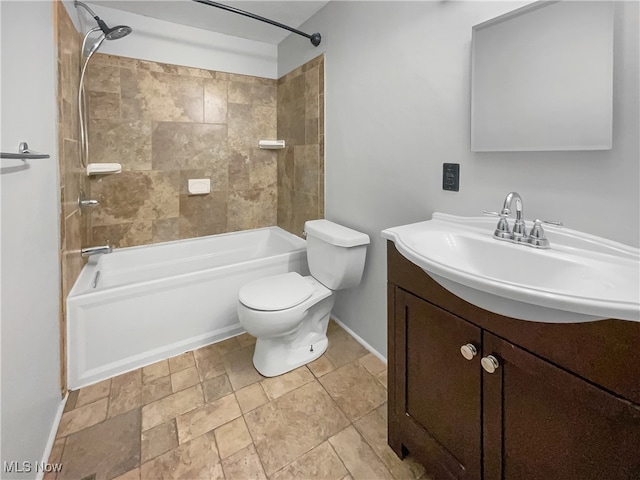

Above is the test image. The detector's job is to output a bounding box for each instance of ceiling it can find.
[88,0,329,45]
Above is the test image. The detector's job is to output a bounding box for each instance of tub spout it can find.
[81,245,112,257]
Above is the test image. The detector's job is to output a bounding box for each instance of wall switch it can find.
[442,163,460,191]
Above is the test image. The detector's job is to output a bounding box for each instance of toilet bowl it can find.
[237,220,369,377]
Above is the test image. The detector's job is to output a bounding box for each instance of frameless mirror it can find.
[471,1,614,152]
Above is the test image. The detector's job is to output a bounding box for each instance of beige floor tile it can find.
[320,363,387,421]
[376,403,388,423]
[109,369,142,418]
[52,324,397,480]
[245,381,350,475]
[142,384,204,431]
[327,319,342,334]
[236,332,256,348]
[376,370,388,390]
[168,352,195,373]
[221,444,266,480]
[64,390,79,412]
[214,416,253,459]
[223,346,264,391]
[45,437,65,480]
[329,426,394,480]
[176,393,241,444]
[270,441,348,480]
[354,410,425,480]
[58,408,141,480]
[142,360,170,384]
[325,329,369,368]
[203,374,233,403]
[112,468,140,480]
[308,355,336,378]
[214,336,242,356]
[142,376,172,405]
[171,366,200,393]
[141,419,179,463]
[260,366,314,400]
[57,397,108,438]
[76,379,111,407]
[235,383,269,414]
[193,344,226,381]
[141,431,223,480]
[359,353,387,376]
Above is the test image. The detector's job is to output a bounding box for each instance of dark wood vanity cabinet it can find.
[387,243,640,480]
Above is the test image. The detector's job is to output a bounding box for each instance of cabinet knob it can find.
[481,355,500,374]
[460,343,478,360]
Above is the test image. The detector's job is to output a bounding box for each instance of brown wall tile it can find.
[277,55,325,236]
[90,171,180,226]
[88,92,121,120]
[152,122,228,171]
[120,69,204,123]
[89,119,152,170]
[85,64,120,93]
[204,79,228,124]
[178,192,228,239]
[92,221,154,249]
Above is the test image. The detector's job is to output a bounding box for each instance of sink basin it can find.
[382,213,640,323]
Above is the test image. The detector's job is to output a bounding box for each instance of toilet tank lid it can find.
[304,220,370,247]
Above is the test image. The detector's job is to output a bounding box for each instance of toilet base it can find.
[252,335,329,377]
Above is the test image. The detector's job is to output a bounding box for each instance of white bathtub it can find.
[67,227,308,389]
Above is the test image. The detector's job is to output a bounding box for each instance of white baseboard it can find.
[331,315,387,364]
[36,394,67,480]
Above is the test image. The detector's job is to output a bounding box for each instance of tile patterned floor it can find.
[47,321,428,480]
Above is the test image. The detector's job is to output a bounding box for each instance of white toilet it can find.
[237,220,370,377]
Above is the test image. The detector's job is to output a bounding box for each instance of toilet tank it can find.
[304,220,370,290]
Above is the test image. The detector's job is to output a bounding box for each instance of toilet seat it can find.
[239,272,313,311]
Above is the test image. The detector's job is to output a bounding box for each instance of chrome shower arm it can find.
[75,1,99,20]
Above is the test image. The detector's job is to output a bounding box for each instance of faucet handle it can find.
[483,210,508,217]
[540,219,563,227]
[528,219,550,249]
[484,209,512,238]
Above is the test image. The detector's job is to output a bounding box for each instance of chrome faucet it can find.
[502,191,527,242]
[484,192,562,249]
[81,245,112,257]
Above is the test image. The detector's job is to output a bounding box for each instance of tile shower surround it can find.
[56,0,88,394]
[47,322,428,480]
[84,53,280,247]
[84,52,325,247]
[277,55,325,236]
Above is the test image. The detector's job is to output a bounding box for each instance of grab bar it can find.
[1,142,50,160]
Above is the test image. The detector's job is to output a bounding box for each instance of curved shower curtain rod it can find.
[191,0,321,46]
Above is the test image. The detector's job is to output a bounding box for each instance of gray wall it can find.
[1,2,62,477]
[278,1,640,357]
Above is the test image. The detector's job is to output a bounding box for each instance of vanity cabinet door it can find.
[482,332,640,480]
[391,288,482,480]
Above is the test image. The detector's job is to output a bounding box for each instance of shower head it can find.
[104,25,132,40]
[75,1,132,41]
